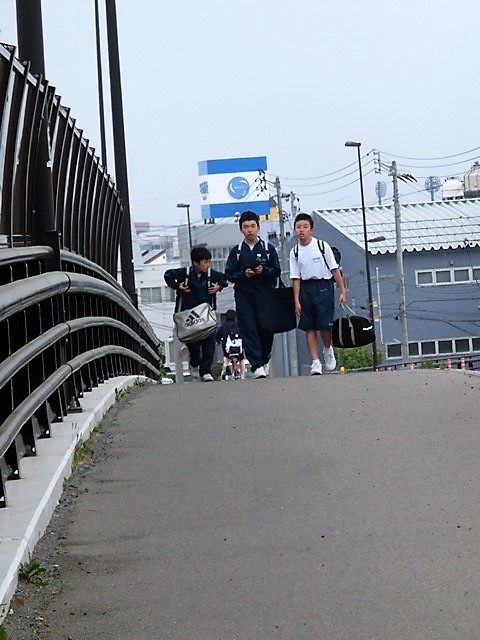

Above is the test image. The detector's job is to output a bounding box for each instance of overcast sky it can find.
[1,1,480,232]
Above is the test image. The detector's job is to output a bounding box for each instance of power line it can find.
[271,154,371,182]
[396,155,480,171]
[378,145,480,161]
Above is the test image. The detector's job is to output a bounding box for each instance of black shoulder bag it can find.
[256,277,297,334]
[332,303,375,348]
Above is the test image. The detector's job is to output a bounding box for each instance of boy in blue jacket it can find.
[164,246,228,382]
[225,211,281,378]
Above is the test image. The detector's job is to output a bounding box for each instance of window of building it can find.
[417,271,433,285]
[386,336,480,359]
[421,341,436,355]
[408,343,419,356]
[455,338,470,353]
[416,266,480,286]
[438,340,453,353]
[454,268,469,282]
[140,287,162,304]
[435,270,451,284]
[140,288,152,304]
[386,343,401,358]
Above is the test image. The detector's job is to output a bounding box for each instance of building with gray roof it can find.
[312,199,480,366]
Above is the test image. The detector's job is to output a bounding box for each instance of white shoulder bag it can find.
[173,269,217,344]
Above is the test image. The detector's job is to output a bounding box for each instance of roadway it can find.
[4,369,480,639]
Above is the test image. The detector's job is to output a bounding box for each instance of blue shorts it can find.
[298,279,334,331]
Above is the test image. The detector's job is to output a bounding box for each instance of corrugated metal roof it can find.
[313,198,480,255]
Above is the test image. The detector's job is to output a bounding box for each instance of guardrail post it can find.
[16,0,56,242]
[173,335,185,385]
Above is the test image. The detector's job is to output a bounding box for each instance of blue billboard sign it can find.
[198,156,269,220]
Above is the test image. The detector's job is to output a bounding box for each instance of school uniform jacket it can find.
[225,239,281,294]
[164,267,228,311]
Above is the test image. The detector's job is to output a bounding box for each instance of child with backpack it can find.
[216,309,246,379]
[289,212,346,375]
[225,211,281,379]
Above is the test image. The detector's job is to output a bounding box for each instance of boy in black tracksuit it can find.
[164,246,228,382]
[225,211,281,379]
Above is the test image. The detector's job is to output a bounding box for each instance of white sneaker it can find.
[264,362,270,376]
[310,361,323,376]
[201,373,214,382]
[323,346,337,371]
[189,366,199,380]
[253,366,266,379]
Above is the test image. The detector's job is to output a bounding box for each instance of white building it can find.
[118,234,180,371]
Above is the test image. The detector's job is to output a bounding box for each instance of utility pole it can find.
[390,161,409,365]
[275,177,298,377]
[373,150,382,174]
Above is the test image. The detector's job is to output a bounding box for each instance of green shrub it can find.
[337,344,384,370]
[419,360,434,369]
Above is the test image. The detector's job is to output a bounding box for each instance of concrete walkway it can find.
[5,369,480,639]
[0,375,142,617]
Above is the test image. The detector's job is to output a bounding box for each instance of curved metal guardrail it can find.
[0,42,122,276]
[0,42,163,511]
[0,249,161,508]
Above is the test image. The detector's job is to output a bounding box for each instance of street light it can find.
[345,140,378,371]
[176,203,192,251]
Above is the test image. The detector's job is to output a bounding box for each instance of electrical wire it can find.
[378,145,480,162]
[271,159,375,189]
[286,167,377,197]
[273,158,359,182]
[396,155,480,171]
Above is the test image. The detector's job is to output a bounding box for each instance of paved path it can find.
[13,370,480,639]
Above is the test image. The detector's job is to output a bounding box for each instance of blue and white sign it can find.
[228,176,250,199]
[198,156,269,220]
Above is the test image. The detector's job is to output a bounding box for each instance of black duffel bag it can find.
[333,303,375,348]
[256,278,297,334]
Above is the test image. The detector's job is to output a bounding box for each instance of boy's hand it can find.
[294,301,301,316]
[179,282,190,292]
[245,268,256,278]
[208,283,221,294]
[254,264,263,275]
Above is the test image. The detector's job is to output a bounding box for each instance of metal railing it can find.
[0,43,162,508]
[0,247,161,507]
[0,42,122,275]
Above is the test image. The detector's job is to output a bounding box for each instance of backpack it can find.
[236,238,271,262]
[293,239,341,270]
[225,330,243,356]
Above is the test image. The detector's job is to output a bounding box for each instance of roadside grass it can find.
[73,437,92,466]
[18,557,47,586]
[115,386,130,401]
